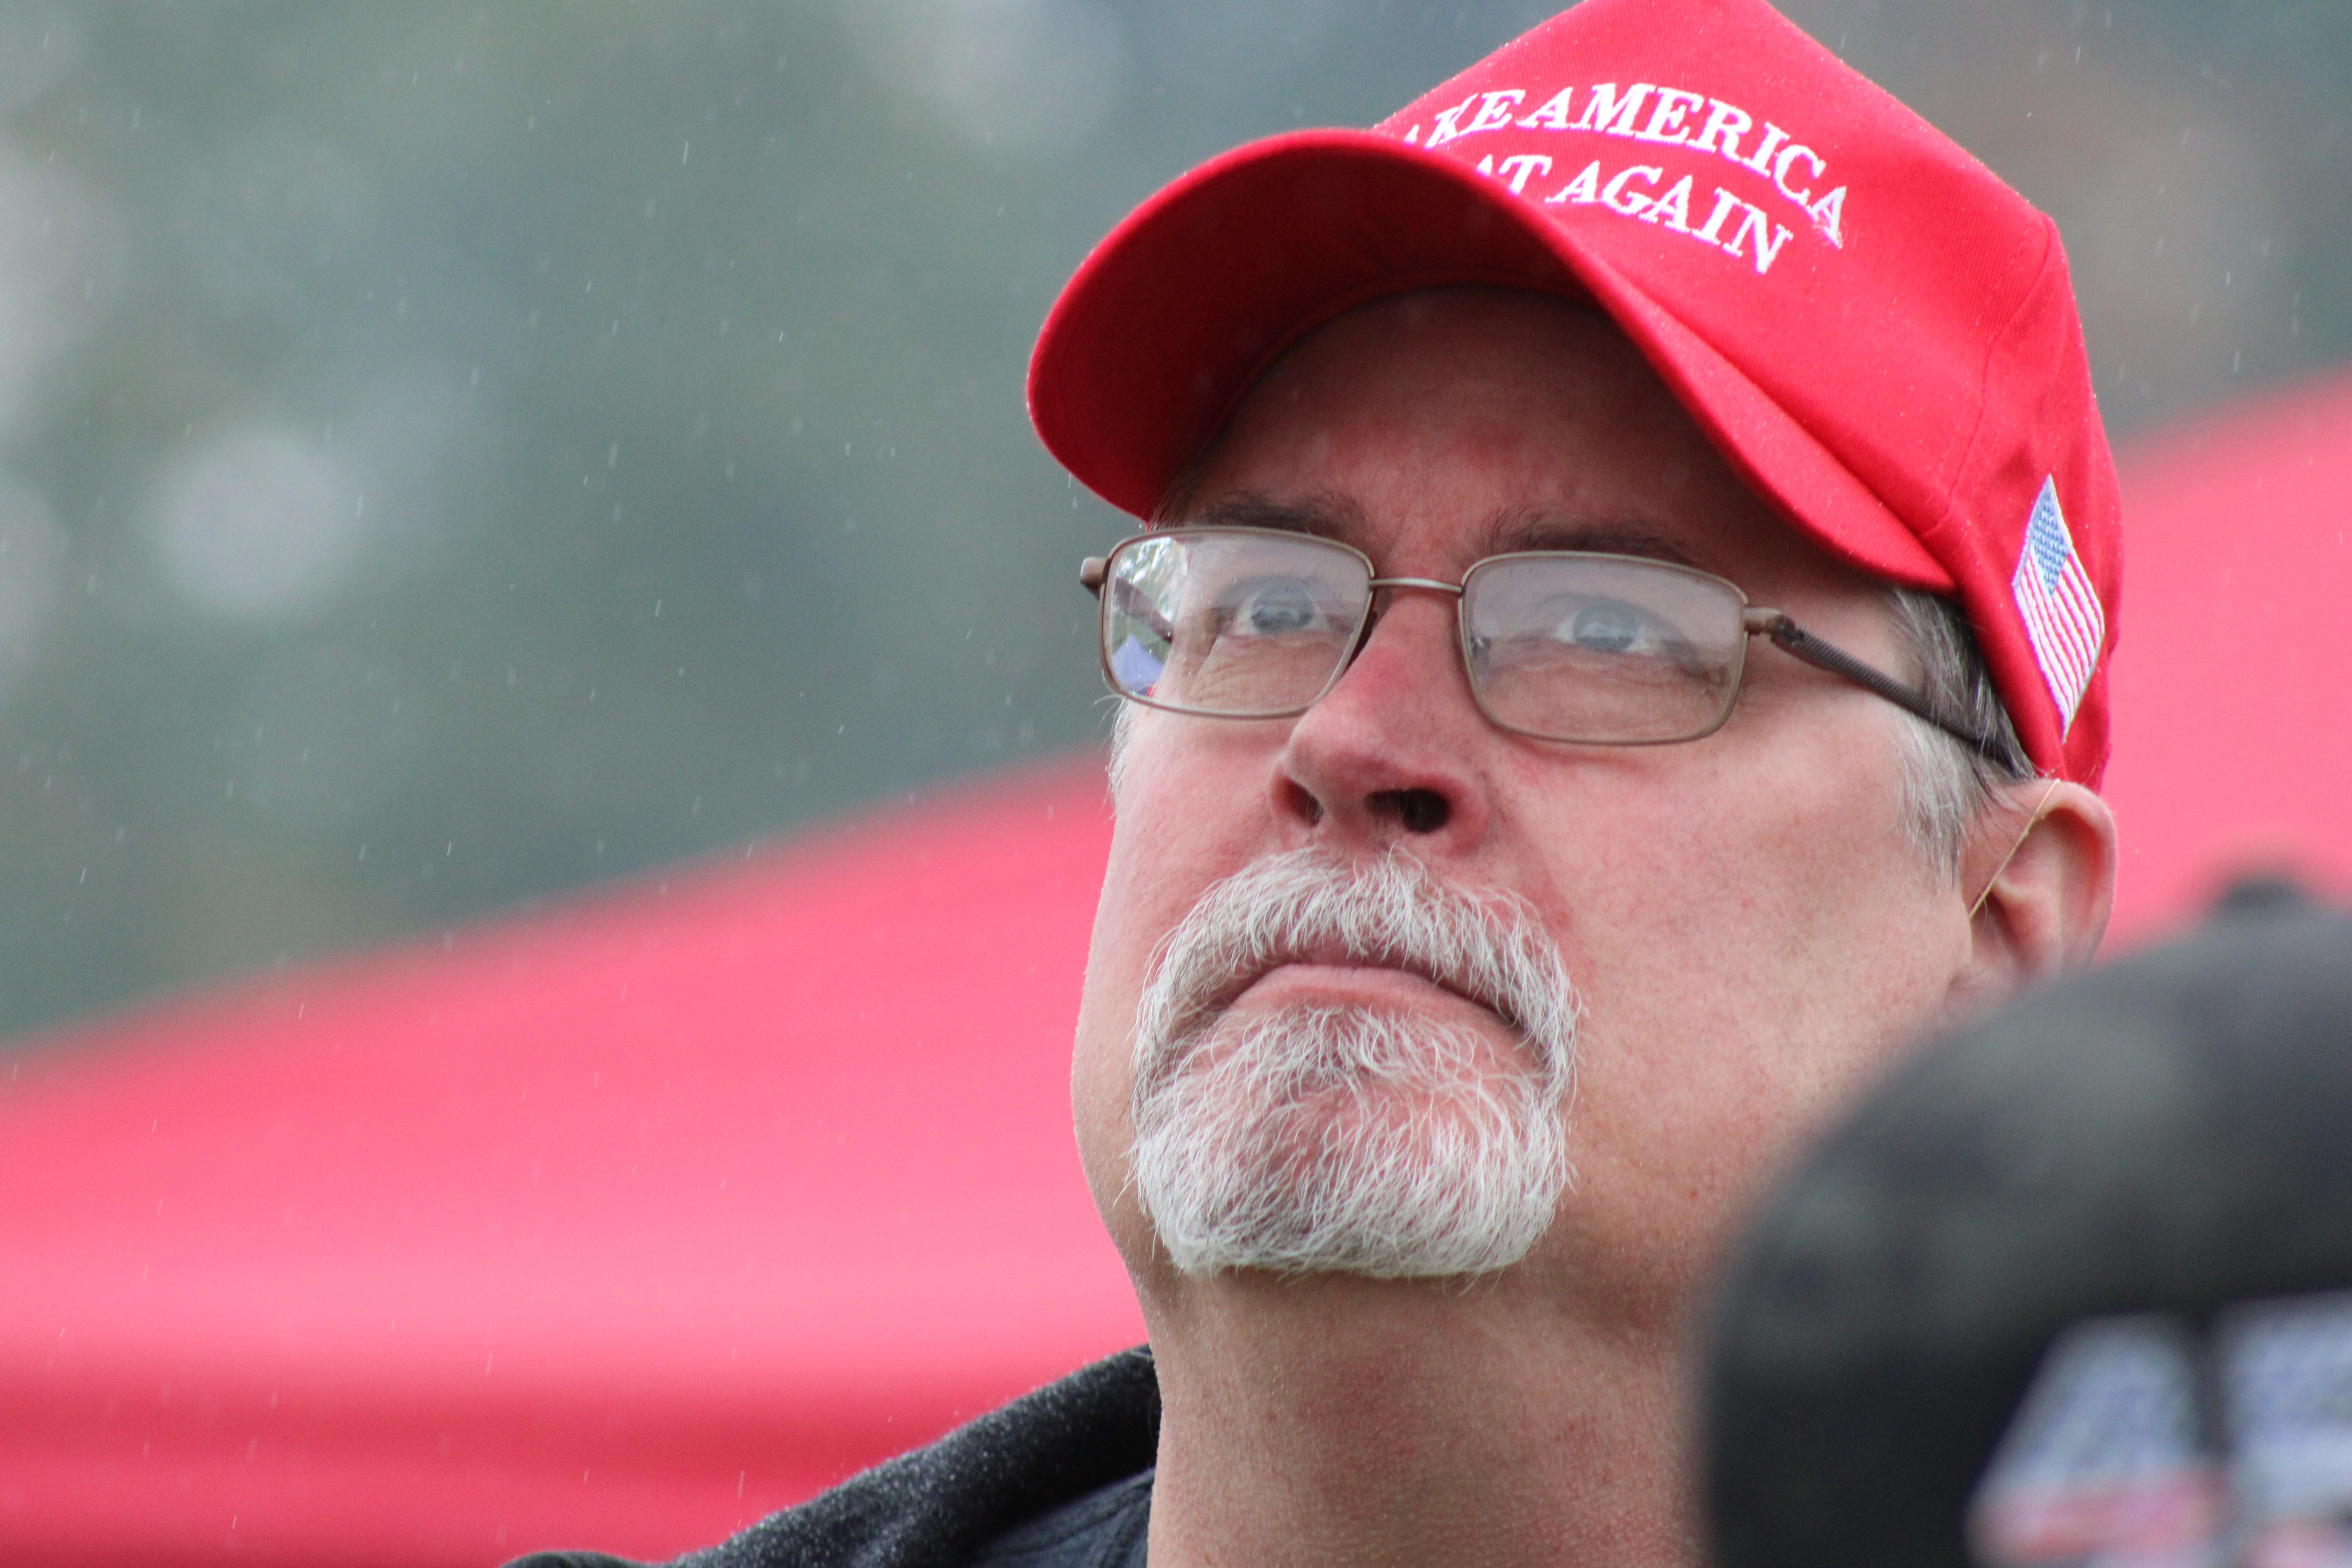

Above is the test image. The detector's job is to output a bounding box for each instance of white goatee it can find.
[1129,849,1579,1279]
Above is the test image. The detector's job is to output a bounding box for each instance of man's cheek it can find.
[1073,854,1164,1202]
[1071,995,1162,1267]
[1071,1025,1131,1173]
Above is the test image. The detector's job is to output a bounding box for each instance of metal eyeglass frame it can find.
[1079,527,2004,757]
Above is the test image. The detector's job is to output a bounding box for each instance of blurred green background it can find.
[0,0,2341,1045]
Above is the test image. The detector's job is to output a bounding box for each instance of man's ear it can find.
[1958,779,2117,998]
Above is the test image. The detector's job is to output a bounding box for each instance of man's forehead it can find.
[1164,286,1749,549]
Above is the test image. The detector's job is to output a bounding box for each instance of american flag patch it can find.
[2011,478,2104,732]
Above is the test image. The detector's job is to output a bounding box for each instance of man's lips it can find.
[1218,956,1499,1023]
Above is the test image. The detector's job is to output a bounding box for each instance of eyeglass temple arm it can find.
[1080,557,1107,593]
[1744,609,2006,761]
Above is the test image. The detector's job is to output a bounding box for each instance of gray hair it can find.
[1887,588,2034,880]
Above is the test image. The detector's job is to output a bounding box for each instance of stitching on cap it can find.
[1931,216,2054,541]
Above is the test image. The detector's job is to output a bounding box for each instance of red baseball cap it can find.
[1028,0,2122,785]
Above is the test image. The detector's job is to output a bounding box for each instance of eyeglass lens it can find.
[1462,554,1745,742]
[1101,530,1753,744]
[1103,531,1373,718]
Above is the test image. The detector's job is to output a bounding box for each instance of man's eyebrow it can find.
[1178,497,1717,573]
[1188,493,1367,540]
[1477,509,1711,571]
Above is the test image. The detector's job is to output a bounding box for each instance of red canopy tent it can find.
[0,764,1142,1566]
[0,371,2347,1566]
[2096,369,2352,935]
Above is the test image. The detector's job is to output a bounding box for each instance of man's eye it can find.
[1224,579,1326,636]
[1552,597,1666,654]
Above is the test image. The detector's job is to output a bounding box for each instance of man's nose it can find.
[1269,590,1490,848]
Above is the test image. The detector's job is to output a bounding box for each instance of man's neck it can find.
[1137,1270,1701,1568]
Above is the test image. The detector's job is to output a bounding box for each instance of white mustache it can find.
[1134,848,1580,1095]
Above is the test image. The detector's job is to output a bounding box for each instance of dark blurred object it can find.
[1703,889,2352,1568]
[2212,872,2317,919]
[0,760,1140,1568]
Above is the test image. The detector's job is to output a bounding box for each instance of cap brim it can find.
[1029,130,1951,592]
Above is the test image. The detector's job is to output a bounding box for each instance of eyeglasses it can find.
[1080,526,2000,753]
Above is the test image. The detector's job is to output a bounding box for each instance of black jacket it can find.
[509,1346,1160,1568]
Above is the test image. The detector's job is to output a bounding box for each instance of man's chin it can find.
[1134,1081,1567,1280]
[1226,1077,1511,1165]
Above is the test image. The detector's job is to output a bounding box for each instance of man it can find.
[519,0,2118,1564]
